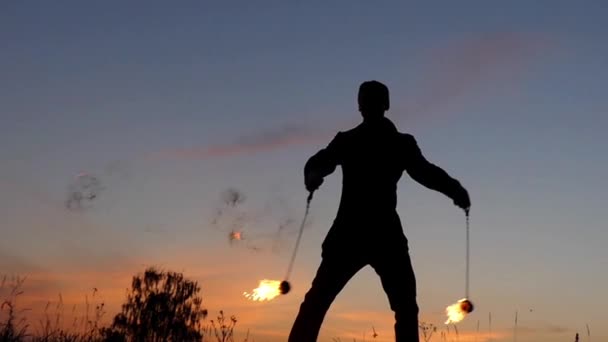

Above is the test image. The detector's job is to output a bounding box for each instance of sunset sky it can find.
[1,1,607,341]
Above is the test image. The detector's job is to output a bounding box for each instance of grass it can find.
[0,276,29,341]
[1,275,107,342]
[1,273,591,342]
[0,273,244,342]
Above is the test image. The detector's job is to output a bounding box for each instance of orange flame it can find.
[244,279,281,301]
[229,231,243,241]
[445,298,472,324]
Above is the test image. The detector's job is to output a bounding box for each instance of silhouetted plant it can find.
[202,311,237,342]
[103,267,207,342]
[33,290,106,342]
[0,276,30,341]
[419,321,437,342]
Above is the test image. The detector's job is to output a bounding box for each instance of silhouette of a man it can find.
[288,81,471,342]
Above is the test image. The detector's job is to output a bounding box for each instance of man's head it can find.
[358,80,390,120]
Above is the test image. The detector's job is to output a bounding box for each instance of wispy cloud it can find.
[400,32,549,121]
[150,122,331,161]
[151,32,550,161]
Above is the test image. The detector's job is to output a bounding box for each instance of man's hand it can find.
[305,171,324,193]
[453,187,471,213]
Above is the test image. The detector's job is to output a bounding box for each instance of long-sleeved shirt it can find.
[305,117,464,230]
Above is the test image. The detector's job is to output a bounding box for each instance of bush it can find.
[102,268,207,342]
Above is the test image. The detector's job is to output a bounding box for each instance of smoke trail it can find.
[221,188,246,207]
[65,172,104,211]
[211,188,250,240]
[211,188,300,253]
[271,217,297,253]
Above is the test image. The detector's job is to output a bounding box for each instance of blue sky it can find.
[1,1,607,341]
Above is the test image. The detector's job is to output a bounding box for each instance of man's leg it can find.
[370,237,419,342]
[288,255,365,342]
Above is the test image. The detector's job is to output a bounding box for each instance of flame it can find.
[229,231,243,241]
[244,279,281,301]
[445,298,471,324]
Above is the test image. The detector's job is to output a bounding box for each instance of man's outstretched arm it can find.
[403,134,471,211]
[304,133,343,192]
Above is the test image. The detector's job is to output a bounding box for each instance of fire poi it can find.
[244,192,313,301]
[445,210,474,324]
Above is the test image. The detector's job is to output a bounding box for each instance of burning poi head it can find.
[279,280,291,294]
[244,279,291,302]
[445,298,474,324]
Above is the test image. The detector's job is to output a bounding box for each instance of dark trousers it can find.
[288,236,419,342]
